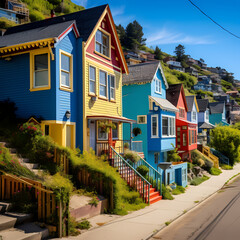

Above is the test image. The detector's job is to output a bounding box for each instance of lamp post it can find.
[158,162,172,196]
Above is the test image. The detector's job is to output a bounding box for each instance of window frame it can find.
[162,115,176,138]
[59,50,73,92]
[97,122,108,141]
[30,49,51,91]
[137,115,147,124]
[99,70,108,99]
[155,78,162,94]
[95,29,111,59]
[206,109,209,122]
[112,122,119,140]
[179,108,185,119]
[151,114,159,138]
[89,65,96,95]
[109,74,116,101]
[192,111,197,122]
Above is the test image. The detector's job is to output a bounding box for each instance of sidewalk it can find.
[65,164,240,240]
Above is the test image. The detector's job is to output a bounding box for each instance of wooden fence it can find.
[54,148,69,175]
[77,168,114,210]
[0,171,68,238]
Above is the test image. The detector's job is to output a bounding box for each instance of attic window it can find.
[155,78,162,94]
[95,30,110,57]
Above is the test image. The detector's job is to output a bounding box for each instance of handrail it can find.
[210,148,229,165]
[0,170,53,194]
[110,147,151,203]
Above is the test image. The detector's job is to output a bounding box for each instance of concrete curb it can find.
[145,169,240,240]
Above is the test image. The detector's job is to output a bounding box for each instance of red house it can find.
[166,84,198,160]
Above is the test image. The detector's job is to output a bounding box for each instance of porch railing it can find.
[128,154,162,194]
[132,141,143,153]
[110,147,151,203]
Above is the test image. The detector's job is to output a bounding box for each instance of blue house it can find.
[0,5,130,152]
[193,76,212,91]
[185,95,199,124]
[209,102,229,126]
[123,62,187,187]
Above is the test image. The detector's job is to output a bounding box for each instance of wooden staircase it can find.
[110,147,162,204]
[198,144,219,168]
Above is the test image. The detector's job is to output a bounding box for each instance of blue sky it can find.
[73,0,240,79]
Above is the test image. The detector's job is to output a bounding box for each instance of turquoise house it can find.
[123,62,187,187]
[209,102,229,126]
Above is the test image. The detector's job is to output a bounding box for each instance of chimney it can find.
[51,10,55,18]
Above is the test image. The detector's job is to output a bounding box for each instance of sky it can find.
[72,0,240,80]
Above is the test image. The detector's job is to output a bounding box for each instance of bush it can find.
[190,175,209,186]
[172,185,185,195]
[210,126,240,166]
[191,149,213,171]
[167,146,181,162]
[210,167,222,176]
[0,17,17,29]
[221,164,233,170]
[29,10,45,22]
[77,219,91,230]
[124,149,140,163]
[136,165,149,178]
[162,184,174,200]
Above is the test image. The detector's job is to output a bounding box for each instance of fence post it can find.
[58,196,63,238]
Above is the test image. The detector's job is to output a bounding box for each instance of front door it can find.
[66,125,72,148]
[89,120,96,151]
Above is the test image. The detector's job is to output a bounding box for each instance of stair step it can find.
[149,195,162,204]
[150,188,156,194]
[150,191,160,199]
[23,163,39,170]
[32,169,44,175]
[0,202,11,214]
[4,212,33,226]
[0,215,16,231]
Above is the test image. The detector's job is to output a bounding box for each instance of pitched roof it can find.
[122,61,167,86]
[0,21,76,47]
[149,96,178,113]
[166,84,188,112]
[4,4,107,42]
[185,96,195,112]
[198,122,215,129]
[209,102,225,114]
[197,99,209,112]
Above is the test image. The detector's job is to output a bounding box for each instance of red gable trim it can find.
[179,85,188,112]
[58,23,80,40]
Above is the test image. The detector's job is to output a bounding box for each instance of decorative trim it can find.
[151,114,159,138]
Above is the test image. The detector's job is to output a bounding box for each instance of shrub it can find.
[29,10,45,22]
[221,164,233,170]
[0,17,17,29]
[190,175,209,186]
[210,167,222,176]
[77,219,91,230]
[172,185,185,195]
[162,184,174,200]
[136,165,149,178]
[191,149,213,172]
[210,126,240,166]
[124,149,140,163]
[167,146,181,162]
[88,196,99,207]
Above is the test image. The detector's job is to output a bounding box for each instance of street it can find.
[150,177,240,240]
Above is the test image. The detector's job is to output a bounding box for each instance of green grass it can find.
[221,164,233,170]
[190,175,210,186]
[172,185,186,195]
[210,167,222,176]
[194,200,199,203]
[165,221,171,226]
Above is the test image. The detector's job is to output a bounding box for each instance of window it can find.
[98,124,108,140]
[109,75,115,100]
[179,109,185,118]
[182,168,187,182]
[99,70,107,98]
[189,130,191,145]
[112,122,118,139]
[206,110,209,122]
[95,30,110,57]
[60,51,72,90]
[192,130,195,144]
[192,111,197,121]
[155,78,162,93]
[89,66,96,95]
[31,52,50,90]
[151,115,158,138]
[183,133,187,146]
[137,115,147,124]
[154,152,159,164]
[162,116,175,137]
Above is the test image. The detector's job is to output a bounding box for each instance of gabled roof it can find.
[4,4,107,42]
[185,95,199,112]
[122,61,168,87]
[0,21,77,48]
[209,102,225,114]
[166,84,188,111]
[197,99,209,112]
[149,96,178,113]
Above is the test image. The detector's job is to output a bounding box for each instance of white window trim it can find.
[205,110,209,123]
[162,115,176,138]
[59,49,73,91]
[151,114,159,138]
[109,74,116,101]
[155,78,162,94]
[99,70,108,98]
[192,111,197,122]
[89,65,96,95]
[137,115,147,124]
[95,29,111,58]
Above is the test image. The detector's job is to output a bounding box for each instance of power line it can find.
[187,0,240,39]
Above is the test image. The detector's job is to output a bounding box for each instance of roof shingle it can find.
[197,99,209,112]
[185,95,195,112]
[209,102,225,114]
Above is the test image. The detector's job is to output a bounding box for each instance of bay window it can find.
[162,116,175,137]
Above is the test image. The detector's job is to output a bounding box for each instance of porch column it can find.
[130,122,133,150]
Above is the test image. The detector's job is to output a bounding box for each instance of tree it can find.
[174,44,186,62]
[223,73,234,84]
[124,20,146,52]
[116,24,125,47]
[154,46,163,60]
[199,58,205,63]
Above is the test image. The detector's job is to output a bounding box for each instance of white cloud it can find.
[110,5,135,26]
[111,6,125,17]
[147,28,214,45]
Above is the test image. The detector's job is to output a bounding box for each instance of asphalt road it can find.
[150,177,240,240]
